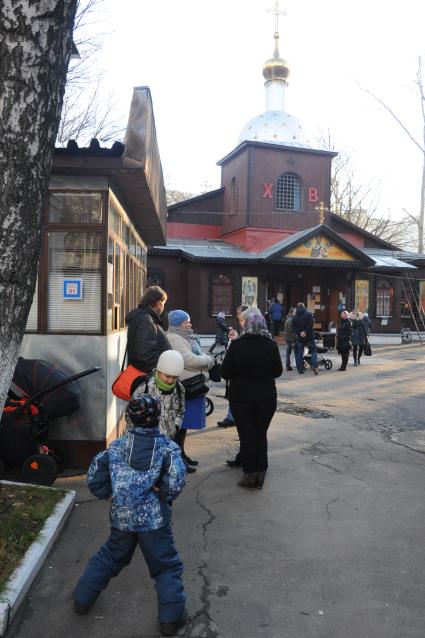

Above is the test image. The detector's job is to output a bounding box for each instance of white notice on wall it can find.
[107,262,113,294]
[381,317,388,326]
[312,286,321,293]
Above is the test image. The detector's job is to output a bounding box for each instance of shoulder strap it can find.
[121,341,128,372]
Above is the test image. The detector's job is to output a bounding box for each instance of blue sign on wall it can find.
[63,279,83,300]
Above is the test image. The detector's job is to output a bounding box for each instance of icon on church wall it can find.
[286,235,354,261]
[241,277,257,307]
[355,280,369,314]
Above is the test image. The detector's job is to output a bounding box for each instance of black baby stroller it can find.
[303,332,333,371]
[0,358,100,485]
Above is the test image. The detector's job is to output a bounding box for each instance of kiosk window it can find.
[47,231,102,332]
[49,192,102,224]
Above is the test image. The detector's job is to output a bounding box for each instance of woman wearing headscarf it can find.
[166,310,213,472]
[336,310,353,371]
[349,309,367,366]
[220,312,283,490]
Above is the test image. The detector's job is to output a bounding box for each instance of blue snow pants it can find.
[73,524,186,623]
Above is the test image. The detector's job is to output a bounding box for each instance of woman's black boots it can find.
[175,429,197,473]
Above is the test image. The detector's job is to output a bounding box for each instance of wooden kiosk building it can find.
[21,87,167,467]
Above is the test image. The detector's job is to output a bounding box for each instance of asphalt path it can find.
[7,344,425,638]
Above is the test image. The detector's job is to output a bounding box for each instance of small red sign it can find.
[262,182,273,199]
[308,187,319,203]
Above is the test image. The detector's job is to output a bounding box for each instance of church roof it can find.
[217,140,336,166]
[151,225,416,270]
[238,111,318,149]
[259,224,375,266]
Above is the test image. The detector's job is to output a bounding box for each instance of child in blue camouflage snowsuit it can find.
[73,395,187,637]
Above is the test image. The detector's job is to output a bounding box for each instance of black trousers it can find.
[352,345,364,362]
[272,320,281,336]
[339,352,349,370]
[230,399,277,473]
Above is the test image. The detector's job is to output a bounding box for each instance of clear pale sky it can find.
[93,0,425,219]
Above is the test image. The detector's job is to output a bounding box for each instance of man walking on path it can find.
[268,298,284,337]
[292,302,318,375]
[283,307,296,371]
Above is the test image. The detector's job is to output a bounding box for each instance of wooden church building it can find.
[149,20,425,335]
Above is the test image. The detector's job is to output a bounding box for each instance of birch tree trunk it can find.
[0,0,78,414]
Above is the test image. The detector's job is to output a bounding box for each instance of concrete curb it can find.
[0,481,76,637]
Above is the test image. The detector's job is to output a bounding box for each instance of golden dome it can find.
[262,54,290,83]
[262,34,289,83]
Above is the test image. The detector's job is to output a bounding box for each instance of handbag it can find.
[181,373,209,400]
[363,339,372,357]
[208,362,222,382]
[112,343,147,401]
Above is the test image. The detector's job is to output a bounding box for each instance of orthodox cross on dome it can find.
[267,1,286,55]
[315,201,328,224]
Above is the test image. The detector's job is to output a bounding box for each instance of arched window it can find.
[276,173,302,211]
[210,273,232,316]
[230,176,238,214]
[375,279,394,317]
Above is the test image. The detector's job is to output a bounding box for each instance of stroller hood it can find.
[12,358,82,420]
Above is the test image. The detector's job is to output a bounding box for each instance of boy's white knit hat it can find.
[157,350,184,376]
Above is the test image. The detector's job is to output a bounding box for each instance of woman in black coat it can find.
[336,311,353,371]
[220,312,283,489]
[125,286,170,374]
[349,309,367,365]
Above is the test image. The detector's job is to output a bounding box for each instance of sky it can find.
[83,0,425,219]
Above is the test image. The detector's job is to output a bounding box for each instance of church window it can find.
[230,177,238,214]
[375,279,394,317]
[276,173,302,211]
[210,273,233,316]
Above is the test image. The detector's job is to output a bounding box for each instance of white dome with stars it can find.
[238,110,315,149]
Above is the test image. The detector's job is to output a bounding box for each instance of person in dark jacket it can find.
[126,286,171,374]
[268,298,284,336]
[291,302,318,375]
[349,309,367,365]
[362,312,372,336]
[220,312,283,490]
[283,307,296,371]
[208,311,229,354]
[73,395,187,637]
[336,310,353,371]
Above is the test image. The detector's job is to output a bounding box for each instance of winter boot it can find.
[238,473,257,489]
[255,471,267,489]
[74,599,92,615]
[182,451,198,466]
[159,612,188,636]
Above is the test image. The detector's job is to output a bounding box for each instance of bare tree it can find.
[57,0,124,145]
[0,0,77,414]
[361,57,425,252]
[166,189,194,207]
[321,132,415,248]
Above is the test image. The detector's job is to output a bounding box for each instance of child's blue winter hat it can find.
[126,395,161,426]
[168,310,190,326]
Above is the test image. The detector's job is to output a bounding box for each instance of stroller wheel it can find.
[0,458,5,480]
[324,360,333,370]
[47,442,69,473]
[205,396,214,417]
[21,454,58,486]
